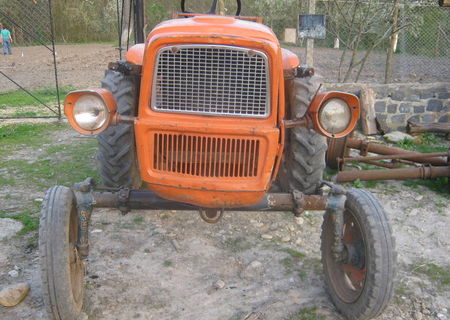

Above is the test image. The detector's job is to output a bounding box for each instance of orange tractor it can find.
[39,1,396,319]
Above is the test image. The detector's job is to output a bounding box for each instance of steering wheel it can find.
[181,0,241,16]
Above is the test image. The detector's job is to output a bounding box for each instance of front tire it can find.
[39,186,84,320]
[321,189,396,320]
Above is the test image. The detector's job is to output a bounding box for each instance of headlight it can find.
[73,94,108,131]
[318,98,351,134]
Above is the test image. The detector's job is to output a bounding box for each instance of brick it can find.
[387,104,397,113]
[399,103,410,113]
[413,106,425,113]
[438,115,448,123]
[375,101,386,113]
[391,114,405,123]
[377,114,387,121]
[427,99,443,112]
[438,92,450,99]
[422,114,436,123]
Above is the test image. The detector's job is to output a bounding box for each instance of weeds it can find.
[225,236,252,253]
[286,307,325,320]
[411,261,450,286]
[163,260,173,267]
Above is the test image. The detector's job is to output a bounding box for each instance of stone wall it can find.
[324,82,449,132]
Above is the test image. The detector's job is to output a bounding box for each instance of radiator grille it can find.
[153,133,260,178]
[152,45,270,117]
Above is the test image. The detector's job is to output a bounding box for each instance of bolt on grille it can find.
[153,133,260,178]
[152,45,270,117]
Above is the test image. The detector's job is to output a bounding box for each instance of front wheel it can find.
[39,186,85,320]
[321,189,396,320]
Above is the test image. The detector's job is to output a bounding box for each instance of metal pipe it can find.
[342,151,448,163]
[346,138,447,166]
[336,166,450,183]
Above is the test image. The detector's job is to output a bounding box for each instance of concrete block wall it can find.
[324,82,449,132]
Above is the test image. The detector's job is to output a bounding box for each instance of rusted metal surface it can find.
[341,151,448,163]
[92,190,330,213]
[336,165,450,183]
[346,138,447,166]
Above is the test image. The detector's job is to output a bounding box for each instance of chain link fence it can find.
[143,0,449,84]
[309,0,450,83]
[0,0,61,119]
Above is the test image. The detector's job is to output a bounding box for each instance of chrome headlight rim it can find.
[318,98,352,136]
[73,94,109,131]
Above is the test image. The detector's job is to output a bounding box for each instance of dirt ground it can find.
[0,43,449,95]
[0,43,449,320]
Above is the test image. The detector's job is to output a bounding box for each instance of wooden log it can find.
[407,121,450,134]
[360,88,378,135]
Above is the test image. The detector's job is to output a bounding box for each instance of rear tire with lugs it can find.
[97,70,140,188]
[278,75,327,194]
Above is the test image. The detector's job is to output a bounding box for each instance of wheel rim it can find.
[69,205,84,306]
[326,208,366,303]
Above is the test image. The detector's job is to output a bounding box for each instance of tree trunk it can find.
[385,0,400,84]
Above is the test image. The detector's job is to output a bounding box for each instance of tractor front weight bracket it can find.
[70,178,349,260]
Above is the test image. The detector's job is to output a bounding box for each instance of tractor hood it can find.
[146,15,280,51]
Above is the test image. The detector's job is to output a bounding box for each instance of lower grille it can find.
[153,133,260,178]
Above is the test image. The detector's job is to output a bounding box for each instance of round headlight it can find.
[73,94,108,131]
[319,98,351,134]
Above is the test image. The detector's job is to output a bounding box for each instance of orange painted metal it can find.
[172,12,263,23]
[309,92,360,138]
[281,48,300,71]
[125,43,145,65]
[134,15,285,208]
[64,89,117,135]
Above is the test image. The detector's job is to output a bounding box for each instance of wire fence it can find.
[310,0,450,83]
[0,0,61,119]
[143,0,450,84]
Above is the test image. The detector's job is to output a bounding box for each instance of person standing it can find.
[1,25,13,55]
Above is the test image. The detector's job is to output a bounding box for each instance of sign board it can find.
[298,14,326,39]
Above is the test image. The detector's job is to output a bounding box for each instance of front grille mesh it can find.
[152,45,269,117]
[153,133,260,178]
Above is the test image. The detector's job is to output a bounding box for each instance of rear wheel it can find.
[39,186,84,320]
[278,75,327,194]
[321,189,396,320]
[97,70,140,188]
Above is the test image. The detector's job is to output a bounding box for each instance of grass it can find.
[279,247,306,259]
[133,216,145,225]
[0,87,74,108]
[163,260,173,267]
[0,209,39,234]
[411,261,450,287]
[286,307,325,320]
[403,178,450,199]
[224,236,252,253]
[395,133,448,154]
[0,122,64,156]
[0,139,99,188]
